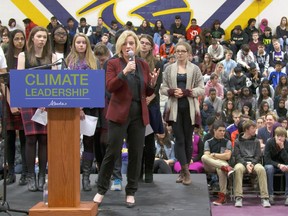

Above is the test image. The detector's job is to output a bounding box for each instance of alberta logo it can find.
[77,0,193,29]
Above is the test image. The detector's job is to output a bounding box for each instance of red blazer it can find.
[106,57,154,125]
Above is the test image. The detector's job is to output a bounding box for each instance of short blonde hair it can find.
[115,30,140,58]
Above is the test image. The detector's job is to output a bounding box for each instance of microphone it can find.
[28,60,62,70]
[61,58,69,70]
[128,50,135,75]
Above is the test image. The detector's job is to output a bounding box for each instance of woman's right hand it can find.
[123,60,136,75]
[174,88,183,98]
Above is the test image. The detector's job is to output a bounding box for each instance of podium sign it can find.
[9,69,101,215]
[9,69,105,108]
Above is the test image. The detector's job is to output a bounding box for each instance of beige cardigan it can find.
[160,61,204,125]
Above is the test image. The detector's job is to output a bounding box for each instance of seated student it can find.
[207,39,224,63]
[268,61,287,89]
[201,101,216,132]
[241,101,256,120]
[264,126,288,206]
[220,50,237,78]
[221,100,235,127]
[274,98,288,118]
[228,66,247,96]
[174,133,204,173]
[204,88,222,114]
[204,73,224,99]
[256,78,275,100]
[159,33,175,63]
[257,112,277,153]
[226,110,241,147]
[163,54,176,71]
[201,121,234,206]
[233,120,271,208]
[255,43,269,77]
[154,131,176,174]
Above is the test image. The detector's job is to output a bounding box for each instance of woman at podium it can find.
[17,26,57,192]
[93,30,159,207]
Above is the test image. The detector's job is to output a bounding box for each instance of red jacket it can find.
[25,22,38,40]
[186,25,202,41]
[159,43,175,59]
[105,57,154,125]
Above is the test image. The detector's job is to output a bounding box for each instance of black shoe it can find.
[27,175,37,192]
[38,174,46,191]
[6,173,16,185]
[145,173,153,183]
[19,174,28,186]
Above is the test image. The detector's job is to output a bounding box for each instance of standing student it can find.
[17,26,57,191]
[3,29,27,185]
[93,30,159,207]
[51,26,71,68]
[66,33,97,191]
[138,34,163,183]
[160,41,204,185]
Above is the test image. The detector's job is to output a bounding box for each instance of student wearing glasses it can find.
[160,41,204,185]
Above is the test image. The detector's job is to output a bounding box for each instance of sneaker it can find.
[285,196,288,206]
[269,195,275,205]
[110,179,122,191]
[19,174,28,186]
[213,192,226,206]
[235,197,243,207]
[261,198,271,208]
[220,166,234,177]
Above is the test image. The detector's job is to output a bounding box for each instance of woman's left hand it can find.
[149,68,160,87]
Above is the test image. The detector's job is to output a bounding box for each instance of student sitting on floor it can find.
[154,129,176,174]
[233,120,271,208]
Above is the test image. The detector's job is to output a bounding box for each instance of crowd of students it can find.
[0,14,288,208]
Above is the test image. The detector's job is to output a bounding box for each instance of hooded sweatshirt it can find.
[234,133,262,166]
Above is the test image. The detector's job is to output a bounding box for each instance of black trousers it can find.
[153,159,172,174]
[172,106,194,166]
[97,102,145,196]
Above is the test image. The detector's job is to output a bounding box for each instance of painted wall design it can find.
[0,0,285,39]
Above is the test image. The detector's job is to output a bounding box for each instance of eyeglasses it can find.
[140,41,151,46]
[54,32,67,36]
[176,50,187,54]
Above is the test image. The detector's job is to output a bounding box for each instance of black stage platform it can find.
[2,174,211,216]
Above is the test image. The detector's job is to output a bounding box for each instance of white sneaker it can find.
[261,198,271,208]
[235,197,243,207]
[110,179,122,191]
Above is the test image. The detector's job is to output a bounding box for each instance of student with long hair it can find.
[17,26,57,191]
[161,41,204,185]
[276,16,288,50]
[275,75,288,97]
[66,33,97,191]
[3,29,27,185]
[256,101,270,119]
[51,25,71,69]
[137,34,163,183]
[154,130,176,174]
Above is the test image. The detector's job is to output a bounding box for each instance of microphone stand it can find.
[28,58,63,70]
[0,73,29,215]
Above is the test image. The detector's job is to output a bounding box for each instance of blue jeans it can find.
[265,164,288,196]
